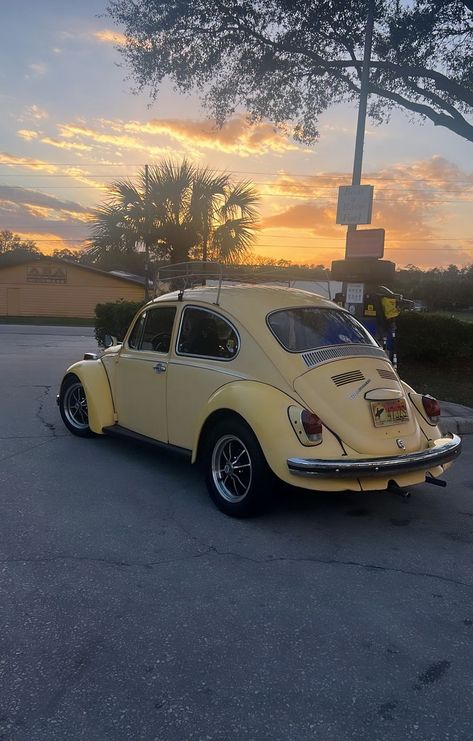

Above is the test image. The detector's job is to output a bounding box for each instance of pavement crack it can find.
[34,385,57,437]
[1,548,471,590]
[0,549,213,570]
[205,546,473,590]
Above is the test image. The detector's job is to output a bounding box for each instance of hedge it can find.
[397,312,473,362]
[94,299,144,346]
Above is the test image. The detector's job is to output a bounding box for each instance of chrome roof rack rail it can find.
[153,261,333,302]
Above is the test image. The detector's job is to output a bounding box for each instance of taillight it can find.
[422,395,441,423]
[301,410,323,443]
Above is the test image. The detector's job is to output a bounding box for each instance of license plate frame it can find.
[370,399,409,427]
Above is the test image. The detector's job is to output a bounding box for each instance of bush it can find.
[397,312,473,362]
[94,299,144,346]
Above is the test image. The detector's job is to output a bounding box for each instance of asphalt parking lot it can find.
[1,324,472,741]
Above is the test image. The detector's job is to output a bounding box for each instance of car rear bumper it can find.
[287,433,462,478]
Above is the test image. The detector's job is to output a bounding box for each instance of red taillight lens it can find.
[301,410,323,442]
[422,395,441,422]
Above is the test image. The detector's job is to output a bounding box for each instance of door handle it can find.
[153,361,167,374]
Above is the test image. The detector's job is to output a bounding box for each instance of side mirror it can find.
[103,334,118,348]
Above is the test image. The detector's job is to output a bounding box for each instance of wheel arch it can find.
[191,380,306,481]
[60,360,115,434]
[194,408,250,465]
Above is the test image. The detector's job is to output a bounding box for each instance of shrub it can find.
[94,299,144,346]
[397,312,473,362]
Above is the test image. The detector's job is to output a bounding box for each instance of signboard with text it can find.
[346,228,385,258]
[26,266,67,284]
[336,185,374,225]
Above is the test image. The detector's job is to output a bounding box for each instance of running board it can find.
[102,424,192,458]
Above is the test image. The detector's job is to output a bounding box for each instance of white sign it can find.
[346,283,364,304]
[336,185,374,225]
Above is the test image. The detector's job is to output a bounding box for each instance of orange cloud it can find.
[92,29,127,45]
[257,157,473,268]
[57,122,170,158]
[14,231,85,255]
[0,152,105,191]
[41,136,93,152]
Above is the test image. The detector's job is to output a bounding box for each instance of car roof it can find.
[150,284,338,318]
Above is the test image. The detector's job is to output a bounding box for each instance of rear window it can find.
[267,307,377,352]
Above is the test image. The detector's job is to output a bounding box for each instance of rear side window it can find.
[267,307,377,352]
[177,307,239,359]
[127,306,176,352]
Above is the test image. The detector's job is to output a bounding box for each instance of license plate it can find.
[370,399,409,427]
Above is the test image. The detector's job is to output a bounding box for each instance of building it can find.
[0,257,145,319]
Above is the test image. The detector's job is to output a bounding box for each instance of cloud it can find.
[54,115,298,158]
[92,29,126,45]
[0,152,106,191]
[262,202,340,236]
[257,156,473,268]
[27,63,48,79]
[0,186,92,254]
[0,152,58,173]
[57,122,171,159]
[114,116,300,156]
[41,136,93,152]
[22,104,48,121]
[17,129,39,141]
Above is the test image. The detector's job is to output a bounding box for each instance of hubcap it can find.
[211,434,252,503]
[63,382,89,430]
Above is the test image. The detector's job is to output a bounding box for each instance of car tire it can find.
[203,417,271,517]
[59,376,95,438]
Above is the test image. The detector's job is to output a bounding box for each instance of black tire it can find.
[202,417,271,517]
[59,376,94,438]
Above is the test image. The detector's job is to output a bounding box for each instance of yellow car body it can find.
[58,285,461,516]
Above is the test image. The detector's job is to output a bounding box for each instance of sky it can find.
[0,0,472,270]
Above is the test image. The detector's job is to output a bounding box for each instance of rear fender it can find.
[61,360,115,434]
[192,380,343,481]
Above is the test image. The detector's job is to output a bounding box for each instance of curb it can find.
[440,418,473,436]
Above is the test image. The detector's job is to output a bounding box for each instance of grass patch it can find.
[425,310,473,323]
[0,315,94,326]
[398,359,473,407]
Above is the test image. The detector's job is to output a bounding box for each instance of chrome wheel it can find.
[63,381,89,431]
[211,434,253,503]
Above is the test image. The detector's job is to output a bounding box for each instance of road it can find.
[1,325,472,741]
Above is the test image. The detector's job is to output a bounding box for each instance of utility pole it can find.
[346,0,375,252]
[144,163,150,301]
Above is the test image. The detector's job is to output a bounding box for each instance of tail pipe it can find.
[388,480,410,499]
[425,474,447,488]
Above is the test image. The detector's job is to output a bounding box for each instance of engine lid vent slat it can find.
[331,370,365,387]
[301,344,387,369]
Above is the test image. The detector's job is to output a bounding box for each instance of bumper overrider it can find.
[287,433,462,478]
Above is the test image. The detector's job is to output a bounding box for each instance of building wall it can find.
[0,260,145,318]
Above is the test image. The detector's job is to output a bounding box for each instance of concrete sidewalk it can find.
[440,400,473,435]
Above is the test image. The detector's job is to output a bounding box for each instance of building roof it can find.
[0,255,145,287]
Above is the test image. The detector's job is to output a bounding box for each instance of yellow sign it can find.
[381,297,400,319]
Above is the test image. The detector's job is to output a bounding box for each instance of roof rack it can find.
[154,261,332,304]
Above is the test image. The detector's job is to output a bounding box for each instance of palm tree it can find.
[89,159,260,291]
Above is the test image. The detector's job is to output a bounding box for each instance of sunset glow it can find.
[1,0,472,269]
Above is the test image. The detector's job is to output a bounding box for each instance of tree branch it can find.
[369,83,473,142]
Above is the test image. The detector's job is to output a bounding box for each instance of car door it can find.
[114,304,177,441]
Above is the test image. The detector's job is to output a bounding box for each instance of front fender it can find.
[60,360,115,434]
[191,380,343,482]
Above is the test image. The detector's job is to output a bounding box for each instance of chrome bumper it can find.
[287,434,462,478]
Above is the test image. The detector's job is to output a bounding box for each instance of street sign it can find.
[346,228,385,258]
[336,185,374,225]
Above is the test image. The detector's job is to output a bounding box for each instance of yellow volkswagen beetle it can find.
[58,285,461,517]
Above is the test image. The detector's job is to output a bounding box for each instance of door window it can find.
[127,306,176,352]
[177,307,239,359]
